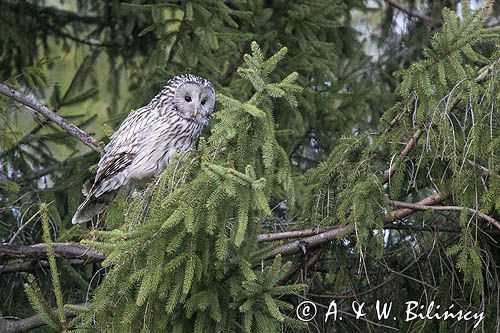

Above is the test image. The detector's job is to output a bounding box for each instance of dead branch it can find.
[0,259,85,274]
[20,156,83,182]
[263,227,346,259]
[258,227,329,242]
[384,0,438,27]
[7,212,40,245]
[0,243,105,262]
[388,193,444,220]
[388,199,500,229]
[263,193,444,258]
[0,303,88,333]
[0,83,101,152]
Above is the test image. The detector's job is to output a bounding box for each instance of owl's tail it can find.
[72,181,116,224]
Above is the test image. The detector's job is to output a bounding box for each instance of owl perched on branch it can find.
[72,74,215,224]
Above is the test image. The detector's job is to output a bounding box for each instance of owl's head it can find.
[170,74,215,126]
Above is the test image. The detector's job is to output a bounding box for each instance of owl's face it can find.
[173,79,215,126]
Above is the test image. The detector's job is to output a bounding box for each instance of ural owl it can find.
[72,74,215,224]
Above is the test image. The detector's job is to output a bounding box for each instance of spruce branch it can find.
[0,193,446,264]
[382,57,498,183]
[384,0,438,27]
[383,128,423,183]
[263,193,445,258]
[7,211,40,245]
[0,303,88,333]
[3,190,496,273]
[0,259,86,274]
[263,227,346,259]
[388,200,500,229]
[40,204,67,330]
[22,276,60,331]
[0,243,105,262]
[0,83,101,152]
[18,155,84,182]
[258,227,330,242]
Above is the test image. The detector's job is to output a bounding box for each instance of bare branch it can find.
[264,227,345,259]
[383,223,460,233]
[467,159,489,176]
[0,83,101,152]
[388,193,444,220]
[384,0,438,27]
[7,212,40,245]
[0,303,88,333]
[263,193,444,258]
[258,227,329,242]
[388,199,500,229]
[0,243,105,262]
[19,156,83,182]
[0,259,85,274]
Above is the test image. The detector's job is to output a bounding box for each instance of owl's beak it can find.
[191,108,198,118]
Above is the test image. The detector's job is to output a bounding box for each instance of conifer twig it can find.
[40,204,67,330]
[0,83,101,152]
[383,0,438,27]
[7,212,40,245]
[382,58,498,185]
[383,129,423,183]
[19,156,83,182]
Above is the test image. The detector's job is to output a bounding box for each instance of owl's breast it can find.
[126,115,205,181]
[153,118,202,171]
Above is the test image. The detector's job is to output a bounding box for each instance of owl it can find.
[72,74,215,224]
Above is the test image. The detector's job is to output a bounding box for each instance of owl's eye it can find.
[201,99,206,105]
[185,96,192,102]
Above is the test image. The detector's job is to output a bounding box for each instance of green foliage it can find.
[24,274,61,331]
[305,0,499,250]
[298,4,499,330]
[81,44,304,332]
[446,209,484,286]
[23,204,69,332]
[40,203,68,330]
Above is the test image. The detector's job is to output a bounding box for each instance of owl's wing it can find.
[90,105,159,197]
[72,106,160,224]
